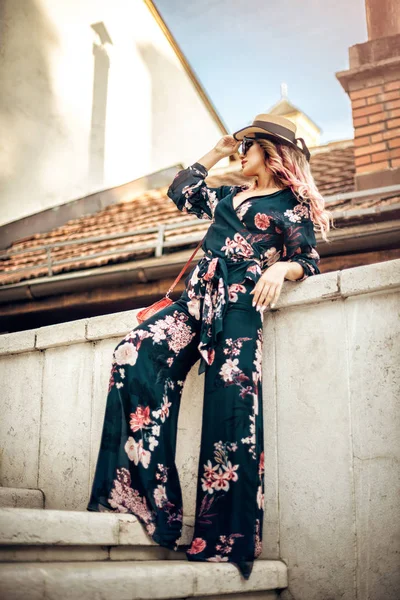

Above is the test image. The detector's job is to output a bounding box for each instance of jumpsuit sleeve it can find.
[280,200,321,281]
[167,162,227,221]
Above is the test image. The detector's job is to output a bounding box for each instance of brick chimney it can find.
[336,0,400,191]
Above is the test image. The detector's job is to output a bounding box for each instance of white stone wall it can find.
[1,259,399,600]
[0,0,228,226]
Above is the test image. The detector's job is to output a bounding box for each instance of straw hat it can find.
[233,113,311,161]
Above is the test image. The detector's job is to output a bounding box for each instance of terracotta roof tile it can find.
[1,139,398,286]
[309,140,356,196]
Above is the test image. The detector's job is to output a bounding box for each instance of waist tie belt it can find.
[194,253,263,375]
[196,256,229,375]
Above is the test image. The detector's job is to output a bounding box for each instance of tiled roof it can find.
[308,140,355,196]
[1,139,398,286]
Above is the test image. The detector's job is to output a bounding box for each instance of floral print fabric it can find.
[87,162,320,581]
[167,161,321,282]
[166,161,320,373]
[87,295,264,580]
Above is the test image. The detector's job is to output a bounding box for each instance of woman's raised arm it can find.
[167,136,240,221]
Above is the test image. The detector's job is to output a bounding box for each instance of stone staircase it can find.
[0,488,288,600]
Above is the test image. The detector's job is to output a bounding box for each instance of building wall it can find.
[284,112,321,148]
[0,0,227,226]
[336,0,400,190]
[1,259,399,600]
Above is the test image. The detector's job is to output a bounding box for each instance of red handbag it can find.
[136,235,207,324]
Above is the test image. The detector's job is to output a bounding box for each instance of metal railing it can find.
[1,184,399,279]
[0,219,208,277]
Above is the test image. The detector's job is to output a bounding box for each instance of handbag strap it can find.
[165,233,207,298]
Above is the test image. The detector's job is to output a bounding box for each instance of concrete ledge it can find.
[340,257,400,297]
[0,560,287,600]
[276,270,339,309]
[0,508,287,598]
[85,308,140,341]
[0,330,36,356]
[1,259,399,352]
[0,545,188,563]
[0,488,44,509]
[0,545,110,563]
[0,507,193,547]
[36,319,88,349]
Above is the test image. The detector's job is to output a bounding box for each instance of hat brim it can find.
[233,126,292,145]
[233,126,308,157]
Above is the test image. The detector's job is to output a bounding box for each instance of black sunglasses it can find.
[239,137,256,156]
[239,133,310,162]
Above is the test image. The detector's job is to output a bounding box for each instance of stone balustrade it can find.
[1,258,399,600]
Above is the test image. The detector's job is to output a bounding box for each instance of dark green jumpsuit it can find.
[87,162,320,579]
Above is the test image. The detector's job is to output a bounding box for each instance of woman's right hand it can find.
[214,135,241,158]
[194,136,241,171]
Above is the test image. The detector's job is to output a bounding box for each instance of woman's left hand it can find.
[250,262,289,311]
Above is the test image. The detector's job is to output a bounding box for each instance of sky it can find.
[153,0,368,144]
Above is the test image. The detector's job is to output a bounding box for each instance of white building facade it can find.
[0,0,228,226]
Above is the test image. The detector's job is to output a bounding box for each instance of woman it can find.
[87,114,333,580]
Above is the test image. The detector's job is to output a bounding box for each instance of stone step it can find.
[0,508,287,598]
[0,488,44,509]
[0,506,193,562]
[0,506,192,548]
[0,560,285,600]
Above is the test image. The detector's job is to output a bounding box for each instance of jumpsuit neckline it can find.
[194,186,291,373]
[231,186,290,213]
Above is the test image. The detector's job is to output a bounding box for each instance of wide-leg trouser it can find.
[87,287,265,580]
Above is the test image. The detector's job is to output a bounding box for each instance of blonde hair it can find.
[243,138,335,242]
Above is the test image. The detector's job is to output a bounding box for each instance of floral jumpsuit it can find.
[87,162,321,580]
